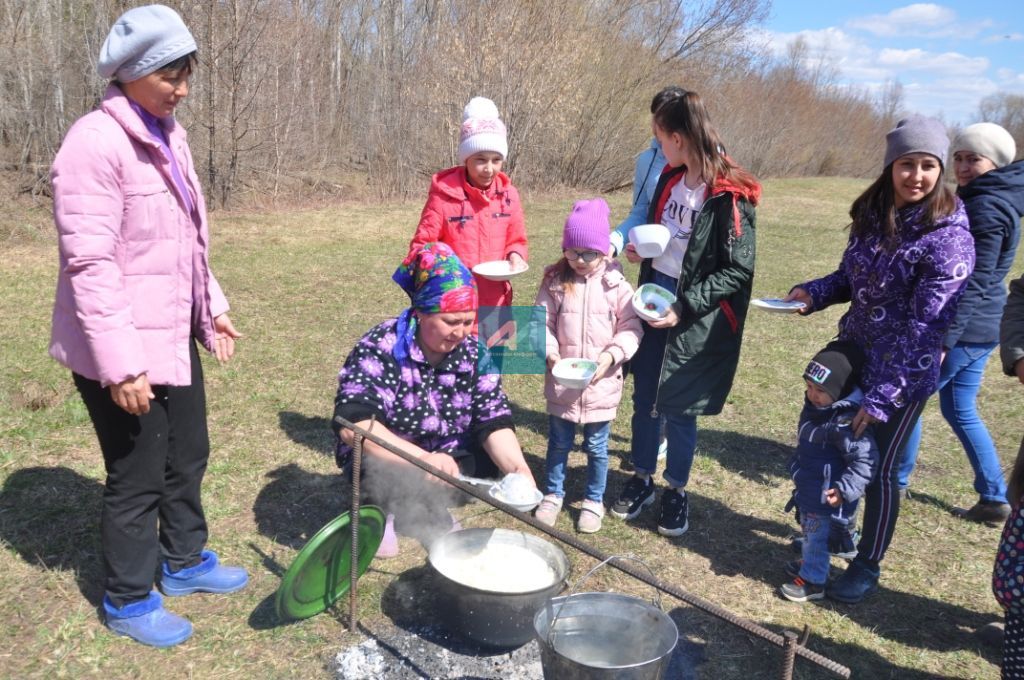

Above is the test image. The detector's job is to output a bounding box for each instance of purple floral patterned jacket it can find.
[800,200,974,421]
[332,318,513,467]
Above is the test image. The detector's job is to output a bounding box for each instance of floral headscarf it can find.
[392,242,478,361]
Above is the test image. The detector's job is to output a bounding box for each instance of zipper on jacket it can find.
[578,271,590,423]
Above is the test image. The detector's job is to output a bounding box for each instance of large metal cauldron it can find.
[533,591,678,679]
[427,528,569,648]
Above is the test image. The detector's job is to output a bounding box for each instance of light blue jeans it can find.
[898,341,1007,504]
[799,512,831,586]
[545,416,611,504]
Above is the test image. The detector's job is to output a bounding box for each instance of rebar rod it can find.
[336,416,851,679]
[348,422,366,632]
[781,631,797,680]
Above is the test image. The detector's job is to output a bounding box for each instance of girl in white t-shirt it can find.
[611,90,761,537]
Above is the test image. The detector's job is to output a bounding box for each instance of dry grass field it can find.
[1,177,1021,678]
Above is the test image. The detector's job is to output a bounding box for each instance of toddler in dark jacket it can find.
[782,341,879,602]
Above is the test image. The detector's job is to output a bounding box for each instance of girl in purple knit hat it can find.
[786,114,975,604]
[533,199,643,533]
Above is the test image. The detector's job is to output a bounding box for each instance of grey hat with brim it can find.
[98,4,196,83]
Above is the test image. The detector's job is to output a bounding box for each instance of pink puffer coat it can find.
[534,260,643,423]
[49,84,227,387]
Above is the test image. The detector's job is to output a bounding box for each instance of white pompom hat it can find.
[457,97,508,163]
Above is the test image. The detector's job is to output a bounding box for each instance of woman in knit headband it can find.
[332,242,536,557]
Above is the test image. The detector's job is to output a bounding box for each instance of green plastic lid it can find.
[275,506,386,621]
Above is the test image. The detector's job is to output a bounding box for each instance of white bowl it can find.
[632,283,677,322]
[551,358,598,390]
[628,224,671,259]
[472,260,529,282]
[488,484,543,512]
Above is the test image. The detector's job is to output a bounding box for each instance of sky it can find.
[758,1,1024,125]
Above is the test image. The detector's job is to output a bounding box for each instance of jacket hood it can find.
[959,160,1024,215]
[542,259,626,292]
[805,386,864,413]
[429,165,512,202]
[710,170,761,207]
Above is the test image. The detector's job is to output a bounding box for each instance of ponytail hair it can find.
[849,162,957,242]
[653,90,759,192]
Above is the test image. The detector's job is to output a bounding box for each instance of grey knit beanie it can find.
[952,123,1017,168]
[98,5,196,83]
[884,114,949,168]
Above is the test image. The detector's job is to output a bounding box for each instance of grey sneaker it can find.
[534,495,563,527]
[780,577,825,602]
[578,500,604,534]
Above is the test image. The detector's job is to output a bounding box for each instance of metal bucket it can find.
[532,557,678,679]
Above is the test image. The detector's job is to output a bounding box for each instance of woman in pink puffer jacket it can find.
[49,4,247,648]
[533,199,643,534]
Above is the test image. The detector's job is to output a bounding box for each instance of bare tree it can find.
[0,0,906,208]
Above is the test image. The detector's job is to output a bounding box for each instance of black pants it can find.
[856,398,927,565]
[74,340,210,607]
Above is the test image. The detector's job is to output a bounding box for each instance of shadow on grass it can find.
[252,462,350,549]
[0,466,104,605]
[901,490,958,516]
[697,426,794,486]
[279,410,335,456]
[664,491,999,663]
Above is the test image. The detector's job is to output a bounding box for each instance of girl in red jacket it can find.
[408,97,528,308]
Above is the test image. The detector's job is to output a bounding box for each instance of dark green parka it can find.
[638,163,760,416]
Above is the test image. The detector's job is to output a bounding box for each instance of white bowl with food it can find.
[488,484,543,513]
[551,358,598,390]
[472,260,529,281]
[632,283,677,322]
[628,224,671,259]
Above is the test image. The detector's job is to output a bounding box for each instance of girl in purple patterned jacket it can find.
[786,115,975,604]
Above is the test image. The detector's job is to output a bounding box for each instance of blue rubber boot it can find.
[160,550,249,597]
[104,591,192,648]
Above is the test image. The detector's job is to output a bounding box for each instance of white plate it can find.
[751,298,806,313]
[472,260,529,282]
[488,484,543,512]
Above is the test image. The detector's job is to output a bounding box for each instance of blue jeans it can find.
[799,512,831,585]
[630,270,698,489]
[897,342,1007,503]
[545,416,611,503]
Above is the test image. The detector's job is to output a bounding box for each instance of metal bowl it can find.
[427,528,569,648]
